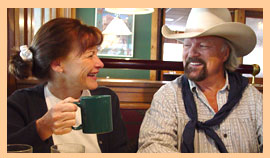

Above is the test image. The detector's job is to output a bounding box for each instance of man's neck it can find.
[194,71,227,113]
[195,71,226,93]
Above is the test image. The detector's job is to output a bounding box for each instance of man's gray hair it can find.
[222,40,240,72]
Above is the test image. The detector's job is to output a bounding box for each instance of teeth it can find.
[190,62,202,66]
[88,74,96,77]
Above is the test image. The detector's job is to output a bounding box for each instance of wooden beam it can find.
[246,11,263,18]
[71,8,76,19]
[234,9,246,23]
[7,8,18,96]
[242,8,262,12]
[100,58,255,74]
[150,8,158,81]
[234,9,245,64]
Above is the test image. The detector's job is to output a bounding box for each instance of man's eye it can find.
[184,44,191,47]
[200,44,209,48]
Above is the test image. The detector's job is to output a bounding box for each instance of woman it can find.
[8,18,129,153]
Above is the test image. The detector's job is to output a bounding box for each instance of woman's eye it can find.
[87,51,98,58]
[87,52,94,58]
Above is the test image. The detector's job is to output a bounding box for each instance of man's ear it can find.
[51,59,64,73]
[222,47,230,62]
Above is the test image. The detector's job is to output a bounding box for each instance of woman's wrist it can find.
[36,118,53,141]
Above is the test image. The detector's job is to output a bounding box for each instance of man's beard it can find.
[184,57,207,82]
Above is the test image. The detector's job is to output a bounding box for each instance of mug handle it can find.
[72,102,82,130]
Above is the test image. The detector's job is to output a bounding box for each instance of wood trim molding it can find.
[7,8,17,96]
[234,9,245,64]
[234,9,246,23]
[230,8,263,12]
[71,8,76,19]
[150,8,159,81]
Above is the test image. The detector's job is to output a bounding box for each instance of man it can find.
[138,8,262,153]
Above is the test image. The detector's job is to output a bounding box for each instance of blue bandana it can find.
[180,72,249,153]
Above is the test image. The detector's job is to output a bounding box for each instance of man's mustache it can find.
[185,57,206,67]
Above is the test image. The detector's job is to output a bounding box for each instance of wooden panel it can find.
[109,87,158,93]
[98,78,167,88]
[97,78,164,109]
[120,103,150,110]
[14,77,263,111]
[117,92,154,103]
[120,109,146,140]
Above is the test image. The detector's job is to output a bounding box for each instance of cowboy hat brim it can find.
[162,22,257,57]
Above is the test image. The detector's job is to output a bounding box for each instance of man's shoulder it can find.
[243,84,262,97]
[155,76,183,95]
[162,75,183,88]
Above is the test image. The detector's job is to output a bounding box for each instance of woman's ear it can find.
[51,59,63,73]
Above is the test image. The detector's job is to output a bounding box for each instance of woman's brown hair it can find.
[9,18,103,80]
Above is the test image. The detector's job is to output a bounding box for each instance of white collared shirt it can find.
[138,73,263,153]
[44,85,101,153]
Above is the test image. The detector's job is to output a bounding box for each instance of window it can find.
[162,8,263,79]
[162,8,190,62]
[243,17,263,78]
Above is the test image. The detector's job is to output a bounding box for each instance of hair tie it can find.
[19,45,33,61]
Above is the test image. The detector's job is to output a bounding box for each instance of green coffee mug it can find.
[72,95,113,134]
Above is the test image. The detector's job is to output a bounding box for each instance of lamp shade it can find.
[102,17,132,35]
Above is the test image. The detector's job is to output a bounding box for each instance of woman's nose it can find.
[95,56,104,68]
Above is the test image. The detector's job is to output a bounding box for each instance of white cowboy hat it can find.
[162,8,257,57]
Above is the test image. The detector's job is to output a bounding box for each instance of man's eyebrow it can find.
[199,39,214,43]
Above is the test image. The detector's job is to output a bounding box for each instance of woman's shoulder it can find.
[7,83,46,112]
[8,83,45,101]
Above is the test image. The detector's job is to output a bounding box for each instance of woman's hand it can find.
[36,97,79,141]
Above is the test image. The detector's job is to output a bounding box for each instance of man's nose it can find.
[188,45,200,58]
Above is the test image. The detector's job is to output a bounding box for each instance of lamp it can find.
[102,8,154,35]
[102,16,132,35]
